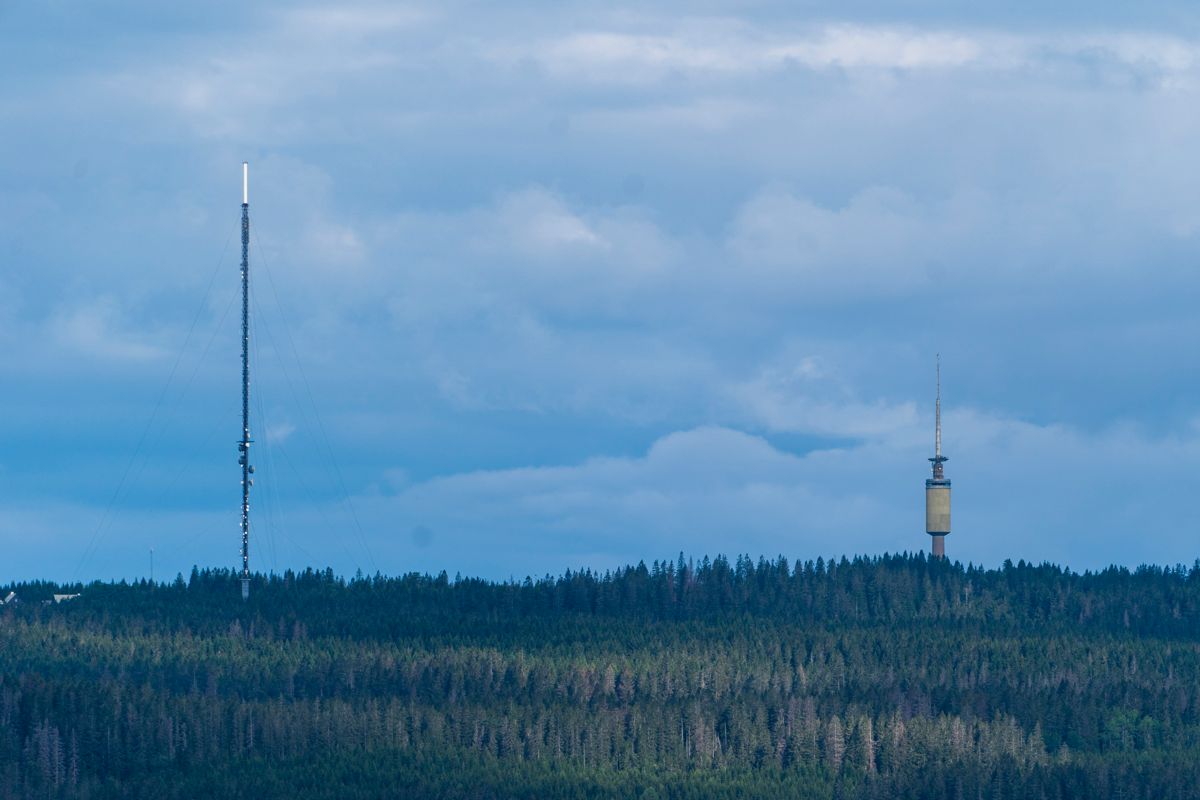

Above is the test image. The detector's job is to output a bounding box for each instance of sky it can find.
[3,1,1200,582]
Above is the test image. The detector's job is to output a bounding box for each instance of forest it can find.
[3,553,1200,798]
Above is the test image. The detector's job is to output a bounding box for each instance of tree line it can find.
[3,553,1200,798]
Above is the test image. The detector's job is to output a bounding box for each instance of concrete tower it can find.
[925,356,951,557]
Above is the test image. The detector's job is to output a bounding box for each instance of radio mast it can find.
[238,162,254,600]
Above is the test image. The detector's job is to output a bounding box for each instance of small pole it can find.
[150,548,154,584]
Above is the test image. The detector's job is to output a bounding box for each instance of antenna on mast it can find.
[238,162,253,600]
[935,353,942,462]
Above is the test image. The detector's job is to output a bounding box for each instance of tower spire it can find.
[935,353,941,461]
[238,162,253,600]
[930,353,946,481]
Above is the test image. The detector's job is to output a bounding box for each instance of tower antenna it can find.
[925,354,951,558]
[935,354,941,461]
[238,162,254,600]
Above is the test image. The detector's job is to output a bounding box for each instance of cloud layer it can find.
[3,2,1200,580]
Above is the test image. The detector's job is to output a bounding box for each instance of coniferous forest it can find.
[4,554,1200,798]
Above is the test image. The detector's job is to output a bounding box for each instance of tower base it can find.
[241,577,250,600]
[930,535,945,559]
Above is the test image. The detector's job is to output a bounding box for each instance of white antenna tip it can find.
[242,162,249,205]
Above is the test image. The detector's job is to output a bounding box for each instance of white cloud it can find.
[382,186,679,321]
[16,409,1200,581]
[498,189,608,252]
[372,426,850,571]
[515,24,1200,85]
[732,367,919,439]
[93,5,433,140]
[304,221,367,265]
[726,185,936,295]
[769,26,985,70]
[265,421,296,443]
[523,25,989,85]
[50,298,166,363]
[340,408,1200,577]
[12,4,1200,581]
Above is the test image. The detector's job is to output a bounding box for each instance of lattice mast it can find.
[238,162,254,600]
[925,355,951,558]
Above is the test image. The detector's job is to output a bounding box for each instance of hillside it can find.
[3,554,1200,798]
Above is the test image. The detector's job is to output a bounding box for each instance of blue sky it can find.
[3,2,1200,581]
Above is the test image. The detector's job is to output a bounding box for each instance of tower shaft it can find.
[239,162,252,600]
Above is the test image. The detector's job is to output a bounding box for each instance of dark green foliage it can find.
[3,553,1200,798]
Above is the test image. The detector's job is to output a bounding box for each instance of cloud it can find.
[513,24,1200,86]
[731,365,919,439]
[337,408,1200,578]
[369,426,845,574]
[50,298,166,363]
[14,409,1200,582]
[9,3,1200,582]
[770,26,985,70]
[88,5,432,142]
[382,186,679,325]
[725,185,941,297]
[532,26,987,83]
[497,189,608,252]
[265,421,296,444]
